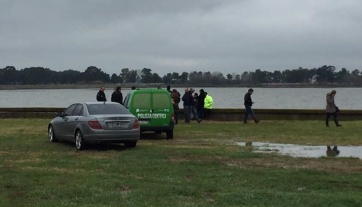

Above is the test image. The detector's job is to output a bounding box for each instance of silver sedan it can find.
[48,102,140,150]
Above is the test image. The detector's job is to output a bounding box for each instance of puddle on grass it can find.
[236,142,362,159]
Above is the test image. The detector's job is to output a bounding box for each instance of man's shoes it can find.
[336,124,342,127]
[197,119,202,123]
[243,121,247,124]
[255,120,260,123]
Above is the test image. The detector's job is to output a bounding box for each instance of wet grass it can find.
[0,119,361,207]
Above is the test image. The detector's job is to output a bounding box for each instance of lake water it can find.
[0,87,361,109]
[236,142,362,159]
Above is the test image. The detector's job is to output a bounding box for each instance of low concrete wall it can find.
[202,109,362,121]
[0,108,64,119]
[1,107,362,121]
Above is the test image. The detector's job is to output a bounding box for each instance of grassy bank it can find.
[1,119,361,207]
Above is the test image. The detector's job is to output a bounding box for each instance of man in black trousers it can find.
[243,88,259,124]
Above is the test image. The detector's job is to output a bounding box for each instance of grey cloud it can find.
[1,0,362,76]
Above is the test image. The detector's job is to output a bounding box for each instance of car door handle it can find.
[75,118,79,121]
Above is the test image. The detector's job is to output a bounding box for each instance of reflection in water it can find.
[326,146,340,157]
[237,142,362,159]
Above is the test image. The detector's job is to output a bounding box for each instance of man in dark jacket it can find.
[111,86,123,104]
[182,88,201,123]
[166,85,172,95]
[243,88,259,123]
[197,89,206,119]
[182,88,193,123]
[96,86,107,102]
[171,89,181,124]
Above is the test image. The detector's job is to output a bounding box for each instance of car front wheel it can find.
[48,125,58,142]
[75,130,86,150]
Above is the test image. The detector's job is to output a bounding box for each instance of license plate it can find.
[139,120,149,124]
[109,122,125,128]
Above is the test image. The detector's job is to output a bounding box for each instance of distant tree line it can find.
[1,65,362,86]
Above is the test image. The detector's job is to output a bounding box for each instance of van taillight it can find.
[132,120,140,129]
[88,120,103,129]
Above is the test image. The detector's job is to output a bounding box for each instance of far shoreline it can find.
[0,83,360,90]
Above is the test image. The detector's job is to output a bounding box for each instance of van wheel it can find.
[166,130,173,140]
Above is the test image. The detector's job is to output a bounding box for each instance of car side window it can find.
[63,104,77,116]
[73,104,84,116]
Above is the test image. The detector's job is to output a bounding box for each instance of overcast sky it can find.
[1,0,362,76]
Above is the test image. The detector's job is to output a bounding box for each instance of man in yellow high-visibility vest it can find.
[204,92,213,119]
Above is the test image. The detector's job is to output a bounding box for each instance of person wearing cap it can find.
[325,90,342,127]
[243,88,259,124]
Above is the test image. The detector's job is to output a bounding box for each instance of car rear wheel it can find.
[166,130,173,140]
[48,125,58,142]
[124,141,137,148]
[75,130,86,150]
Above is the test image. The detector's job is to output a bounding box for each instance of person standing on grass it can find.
[182,88,193,123]
[166,85,172,95]
[325,90,342,127]
[203,92,213,119]
[197,89,206,119]
[182,88,202,123]
[96,86,107,102]
[171,89,181,124]
[111,86,123,105]
[191,92,199,120]
[243,88,259,124]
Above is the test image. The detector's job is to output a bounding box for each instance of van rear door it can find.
[126,89,174,129]
[130,91,152,125]
[151,92,173,126]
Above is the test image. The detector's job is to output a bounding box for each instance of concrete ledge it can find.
[0,108,64,119]
[1,108,361,121]
[205,109,362,121]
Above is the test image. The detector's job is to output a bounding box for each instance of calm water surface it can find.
[236,142,362,159]
[0,87,361,109]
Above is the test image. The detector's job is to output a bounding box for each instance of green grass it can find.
[0,119,361,207]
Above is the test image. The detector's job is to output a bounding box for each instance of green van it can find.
[123,88,175,139]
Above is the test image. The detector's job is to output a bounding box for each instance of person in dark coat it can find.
[197,89,206,119]
[243,88,259,123]
[96,86,107,102]
[167,85,172,95]
[182,88,193,123]
[111,86,123,104]
[171,89,181,124]
[325,90,341,127]
[182,88,201,123]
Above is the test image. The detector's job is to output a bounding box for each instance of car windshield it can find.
[86,103,131,115]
